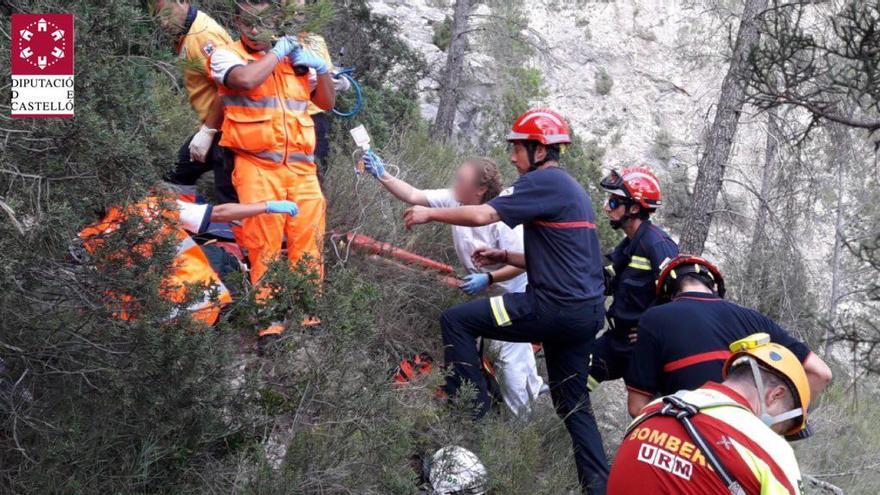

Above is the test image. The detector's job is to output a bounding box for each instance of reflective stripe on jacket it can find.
[606,220,678,329]
[79,197,232,326]
[214,40,316,173]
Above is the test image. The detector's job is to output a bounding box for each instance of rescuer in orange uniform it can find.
[153,0,236,203]
[78,194,300,327]
[208,1,335,339]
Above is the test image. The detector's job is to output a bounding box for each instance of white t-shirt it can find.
[210,47,247,86]
[423,188,528,294]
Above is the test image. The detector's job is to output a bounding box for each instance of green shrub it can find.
[433,15,453,51]
[3,1,873,495]
[652,128,674,162]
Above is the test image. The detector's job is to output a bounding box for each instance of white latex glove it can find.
[333,74,351,92]
[189,124,217,163]
[308,71,318,92]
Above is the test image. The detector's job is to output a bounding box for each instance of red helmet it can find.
[600,166,662,209]
[656,254,726,300]
[507,108,572,145]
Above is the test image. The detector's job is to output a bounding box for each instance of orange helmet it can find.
[656,254,725,300]
[392,352,434,387]
[600,166,662,210]
[722,333,811,436]
[507,108,572,145]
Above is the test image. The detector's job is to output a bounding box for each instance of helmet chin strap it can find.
[746,358,804,429]
[525,142,548,171]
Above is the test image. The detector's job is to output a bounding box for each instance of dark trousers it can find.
[164,131,238,204]
[440,293,609,494]
[589,331,635,385]
[589,316,638,386]
[312,111,330,185]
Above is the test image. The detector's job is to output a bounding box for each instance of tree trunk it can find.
[742,108,780,307]
[678,0,768,254]
[433,0,472,141]
[825,118,851,355]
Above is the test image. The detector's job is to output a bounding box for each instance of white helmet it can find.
[429,446,488,495]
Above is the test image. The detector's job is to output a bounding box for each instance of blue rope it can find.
[332,68,364,117]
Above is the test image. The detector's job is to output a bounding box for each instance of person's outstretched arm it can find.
[802,352,833,399]
[404,204,500,229]
[210,200,298,222]
[489,265,526,283]
[361,151,429,206]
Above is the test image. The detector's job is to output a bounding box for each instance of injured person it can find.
[360,151,546,417]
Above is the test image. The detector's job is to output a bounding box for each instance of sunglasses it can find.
[607,196,629,210]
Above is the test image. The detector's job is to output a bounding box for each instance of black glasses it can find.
[608,196,628,209]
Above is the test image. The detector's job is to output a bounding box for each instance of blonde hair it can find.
[463,157,503,204]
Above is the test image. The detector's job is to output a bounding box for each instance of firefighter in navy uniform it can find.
[589,167,678,390]
[624,254,833,420]
[404,109,610,494]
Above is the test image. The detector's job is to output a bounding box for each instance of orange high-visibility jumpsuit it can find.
[79,197,233,326]
[211,41,325,335]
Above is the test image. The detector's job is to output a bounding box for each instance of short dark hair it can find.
[633,204,653,220]
[675,272,715,294]
[521,141,561,165]
[727,361,796,411]
[543,144,561,163]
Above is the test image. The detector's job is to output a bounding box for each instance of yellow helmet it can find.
[722,333,811,436]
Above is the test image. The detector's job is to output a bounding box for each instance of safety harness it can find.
[626,392,749,495]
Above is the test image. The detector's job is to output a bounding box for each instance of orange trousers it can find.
[231,153,326,295]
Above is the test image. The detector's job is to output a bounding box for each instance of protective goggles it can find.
[600,169,626,190]
[607,196,629,210]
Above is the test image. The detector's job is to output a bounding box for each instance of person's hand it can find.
[270,35,299,61]
[290,47,329,74]
[332,73,352,92]
[603,265,615,296]
[361,151,386,178]
[266,200,299,217]
[404,205,432,229]
[471,247,508,268]
[188,124,217,163]
[459,273,490,295]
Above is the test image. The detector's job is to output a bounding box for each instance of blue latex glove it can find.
[362,150,386,178]
[459,273,490,295]
[265,200,299,217]
[291,47,329,74]
[270,35,299,61]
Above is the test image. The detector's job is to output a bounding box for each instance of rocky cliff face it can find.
[369,0,768,165]
[368,0,820,258]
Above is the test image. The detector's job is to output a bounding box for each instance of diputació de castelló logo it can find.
[11,13,75,118]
